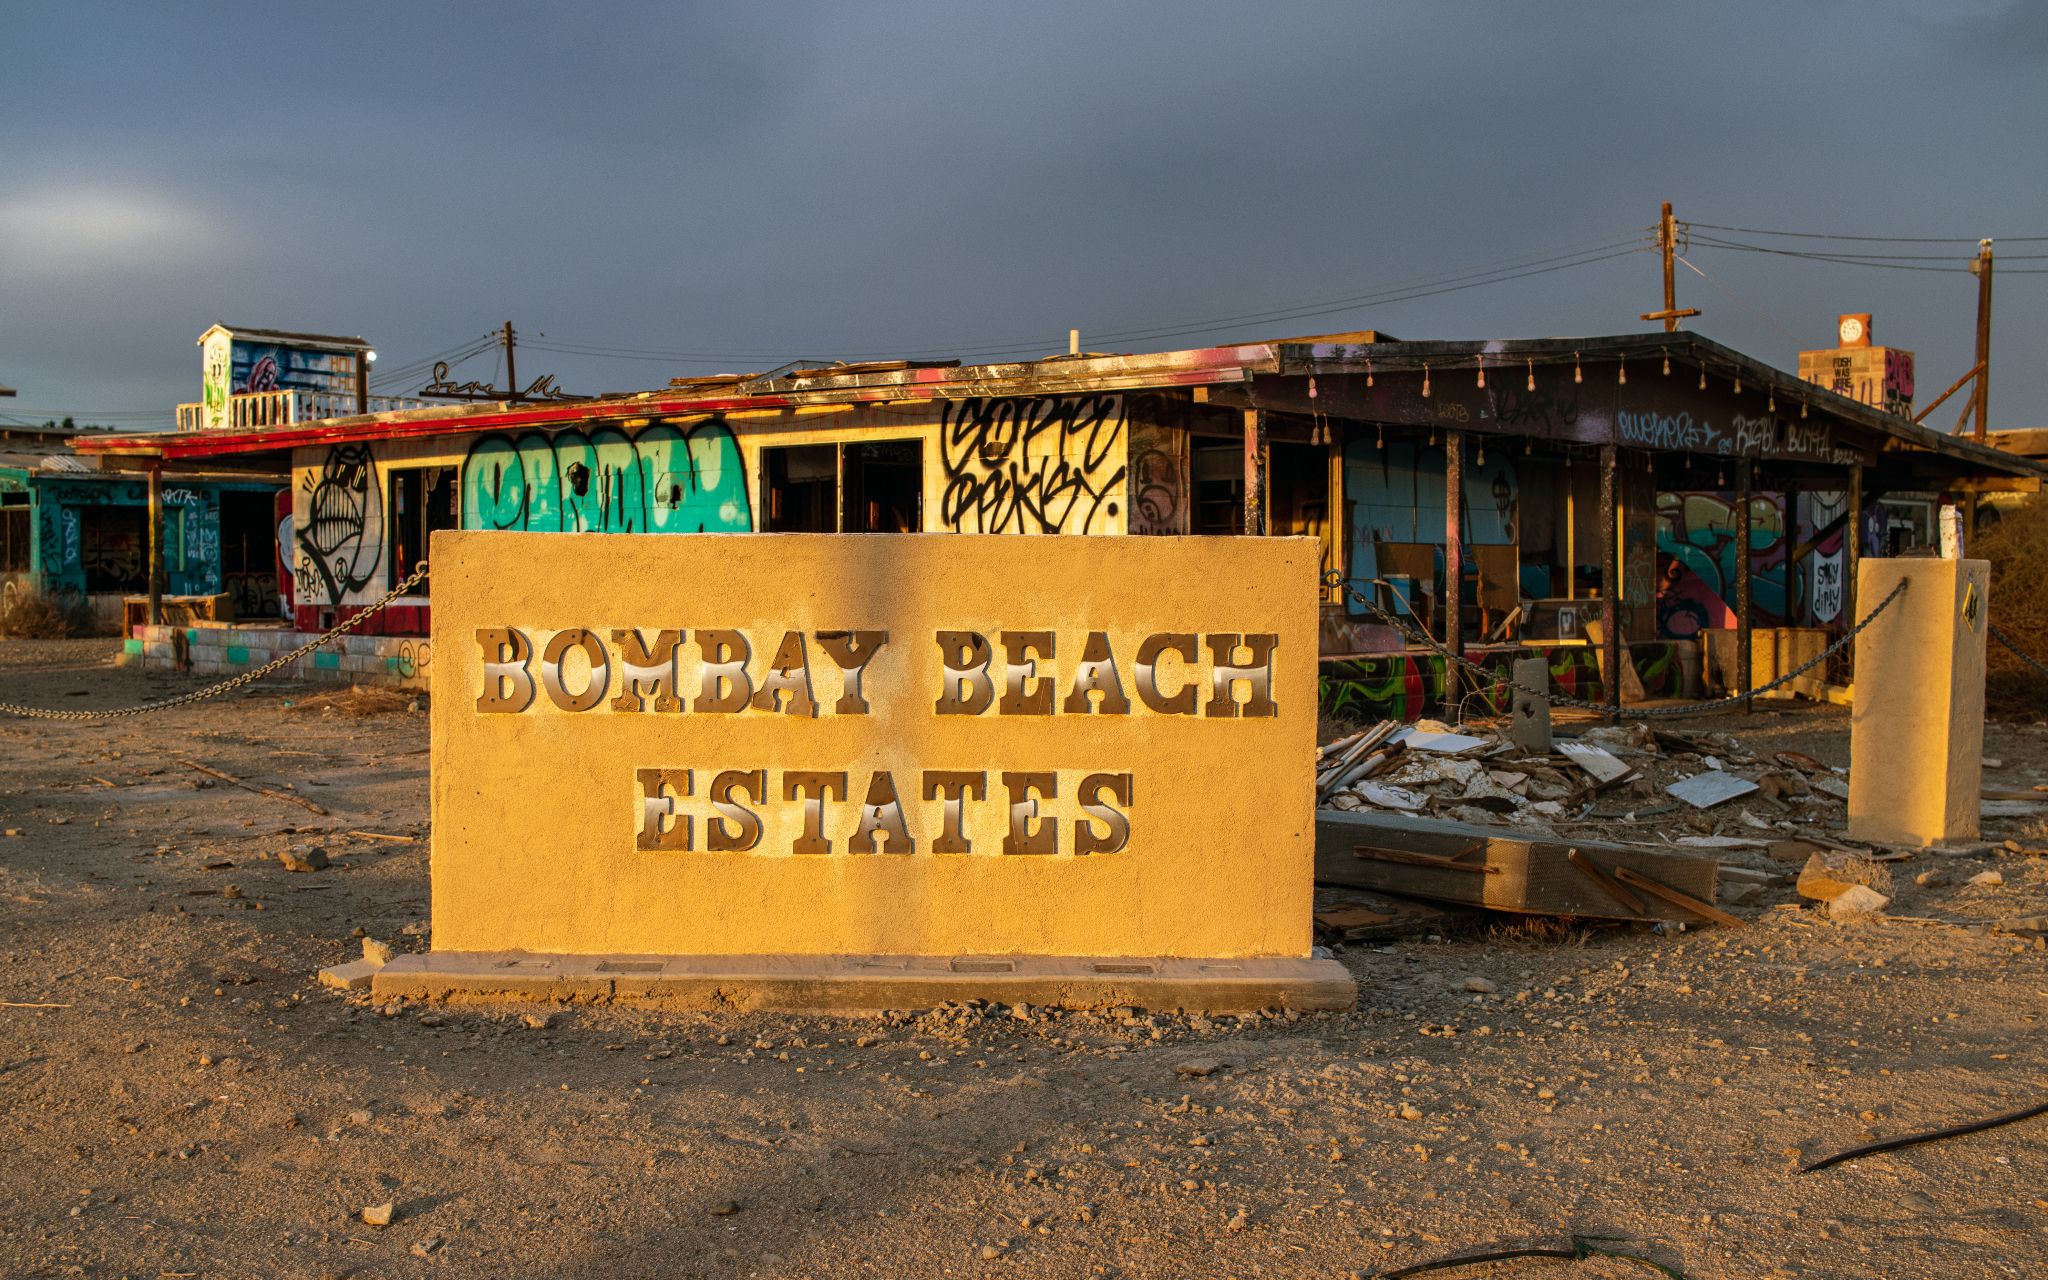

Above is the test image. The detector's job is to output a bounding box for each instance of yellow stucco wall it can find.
[429,529,1315,959]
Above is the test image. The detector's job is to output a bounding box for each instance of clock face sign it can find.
[1837,314,1871,347]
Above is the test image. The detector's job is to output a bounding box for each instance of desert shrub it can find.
[1973,496,2048,715]
[0,589,79,639]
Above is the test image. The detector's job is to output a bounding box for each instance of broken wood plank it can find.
[1566,849,1648,914]
[1611,865,1744,927]
[1353,843,1501,874]
[181,761,329,816]
[1316,809,1718,923]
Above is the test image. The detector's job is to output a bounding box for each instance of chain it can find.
[1989,621,2048,681]
[0,561,431,720]
[1322,570,1908,720]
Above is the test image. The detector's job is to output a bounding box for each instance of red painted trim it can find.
[75,343,1274,460]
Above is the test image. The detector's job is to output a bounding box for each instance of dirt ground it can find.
[3,639,2046,1280]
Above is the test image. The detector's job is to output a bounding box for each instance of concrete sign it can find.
[377,531,1353,1011]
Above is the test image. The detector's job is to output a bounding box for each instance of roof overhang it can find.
[77,343,1278,460]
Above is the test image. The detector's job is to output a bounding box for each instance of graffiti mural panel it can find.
[460,420,751,535]
[296,444,381,608]
[936,395,1127,534]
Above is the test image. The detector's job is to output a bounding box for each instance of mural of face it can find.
[297,444,379,605]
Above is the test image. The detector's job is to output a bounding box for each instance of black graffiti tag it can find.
[937,395,1126,534]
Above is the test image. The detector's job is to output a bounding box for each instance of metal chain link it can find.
[1989,621,2048,682]
[1322,570,1908,720]
[0,561,431,720]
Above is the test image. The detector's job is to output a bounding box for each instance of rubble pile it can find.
[1313,717,1996,854]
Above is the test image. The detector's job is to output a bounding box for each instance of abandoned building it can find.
[1,419,284,633]
[76,330,2043,717]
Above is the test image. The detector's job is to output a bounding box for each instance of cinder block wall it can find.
[122,625,431,693]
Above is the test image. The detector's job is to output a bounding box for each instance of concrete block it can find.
[319,959,379,991]
[1849,558,1988,847]
[373,952,1356,1013]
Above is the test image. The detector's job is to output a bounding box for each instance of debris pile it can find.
[1318,718,1938,854]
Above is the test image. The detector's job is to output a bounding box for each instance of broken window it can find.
[388,466,456,589]
[0,501,27,574]
[763,440,924,533]
[78,505,147,593]
[843,440,922,532]
[1191,439,1244,534]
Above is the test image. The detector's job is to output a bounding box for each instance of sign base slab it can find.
[372,951,1356,1014]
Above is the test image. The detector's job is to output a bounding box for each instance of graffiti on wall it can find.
[232,341,355,397]
[461,420,751,534]
[202,330,232,432]
[1125,419,1184,536]
[1883,350,1915,418]
[1653,490,1847,636]
[1617,411,1858,466]
[937,395,1126,534]
[296,444,381,608]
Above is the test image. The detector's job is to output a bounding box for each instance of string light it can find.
[1366,358,1374,387]
[1699,367,1707,391]
[1662,349,1671,376]
[1573,352,1583,384]
[1526,358,1536,392]
[1422,362,1431,398]
[1476,438,1485,465]
[1800,401,1808,418]
[1376,422,1384,447]
[1475,357,1485,389]
[1768,389,1776,413]
[1734,375,1742,394]
[1617,357,1627,386]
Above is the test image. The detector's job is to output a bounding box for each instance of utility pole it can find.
[502,322,520,404]
[1971,239,1993,441]
[1640,201,1701,332]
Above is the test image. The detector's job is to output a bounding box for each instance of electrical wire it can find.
[523,235,1651,369]
[1688,221,2048,244]
[1688,234,2048,274]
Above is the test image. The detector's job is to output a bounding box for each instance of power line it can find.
[1689,235,2048,274]
[522,232,1652,369]
[1689,221,2048,244]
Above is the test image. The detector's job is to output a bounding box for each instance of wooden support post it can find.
[1735,458,1754,713]
[355,350,371,416]
[146,463,164,627]
[1845,464,1863,682]
[1785,480,1802,623]
[1327,427,1346,601]
[1443,429,1463,710]
[1599,443,1620,722]
[1242,409,1267,536]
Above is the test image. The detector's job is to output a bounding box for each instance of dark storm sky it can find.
[3,2,2045,430]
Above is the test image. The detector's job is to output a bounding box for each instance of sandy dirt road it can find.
[2,639,2045,1279]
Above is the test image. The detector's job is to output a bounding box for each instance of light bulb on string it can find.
[1699,367,1707,391]
[1476,358,1485,389]
[1800,402,1808,418]
[1617,357,1627,386]
[1734,376,1742,394]
[1366,358,1374,388]
[1573,352,1583,384]
[1422,362,1431,398]
[1476,439,1485,465]
[1526,358,1536,392]
[1662,350,1671,376]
